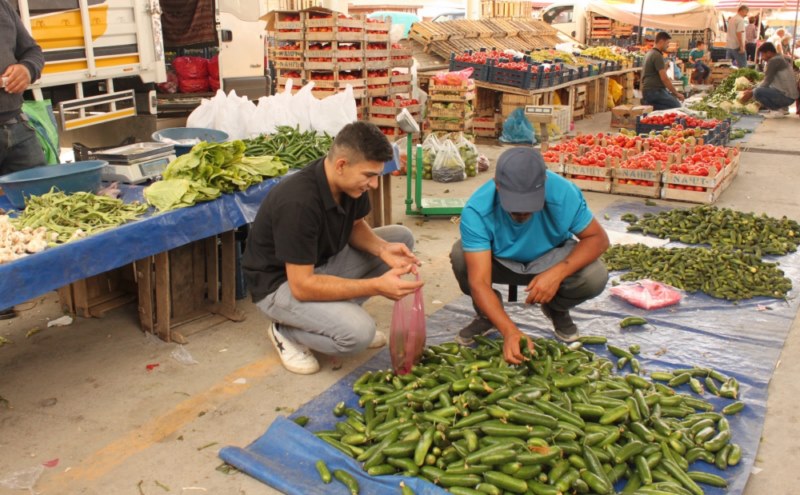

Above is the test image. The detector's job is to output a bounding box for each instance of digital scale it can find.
[94,142,176,184]
[524,105,558,146]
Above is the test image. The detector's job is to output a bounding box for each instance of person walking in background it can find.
[726,5,749,68]
[740,42,799,117]
[641,32,685,110]
[769,28,787,55]
[1,0,46,320]
[745,16,758,61]
[689,40,711,84]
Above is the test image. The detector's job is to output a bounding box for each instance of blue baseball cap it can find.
[495,147,547,213]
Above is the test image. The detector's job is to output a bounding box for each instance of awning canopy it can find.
[586,0,718,31]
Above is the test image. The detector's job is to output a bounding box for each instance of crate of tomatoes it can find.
[563,152,614,193]
[449,52,491,82]
[612,152,667,198]
[661,146,729,203]
[635,112,685,135]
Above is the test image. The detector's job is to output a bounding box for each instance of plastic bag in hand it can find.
[432,139,466,183]
[610,279,682,310]
[500,107,535,144]
[390,275,426,375]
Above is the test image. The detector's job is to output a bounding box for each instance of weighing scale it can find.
[524,105,558,146]
[94,142,176,184]
[401,109,468,217]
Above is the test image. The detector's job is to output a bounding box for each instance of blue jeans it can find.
[727,48,747,68]
[753,86,795,110]
[0,116,46,176]
[641,89,681,110]
[693,61,710,82]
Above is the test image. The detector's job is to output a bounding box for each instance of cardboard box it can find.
[611,104,653,130]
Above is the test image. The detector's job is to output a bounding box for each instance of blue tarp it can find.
[220,201,800,495]
[0,179,279,309]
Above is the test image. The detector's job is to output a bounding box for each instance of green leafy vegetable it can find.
[144,141,287,211]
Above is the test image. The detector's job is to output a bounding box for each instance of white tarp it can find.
[586,0,718,32]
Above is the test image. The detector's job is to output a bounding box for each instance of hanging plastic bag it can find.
[394,135,409,175]
[610,279,683,310]
[21,100,60,165]
[500,107,535,144]
[454,133,479,177]
[389,274,426,375]
[432,139,466,183]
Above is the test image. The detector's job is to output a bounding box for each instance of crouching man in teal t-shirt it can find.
[450,147,610,364]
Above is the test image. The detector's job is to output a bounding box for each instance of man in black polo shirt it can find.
[243,122,422,374]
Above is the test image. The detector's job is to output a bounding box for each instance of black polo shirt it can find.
[242,158,371,302]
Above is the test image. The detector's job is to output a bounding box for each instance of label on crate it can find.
[662,167,724,188]
[614,168,660,181]
[564,164,612,178]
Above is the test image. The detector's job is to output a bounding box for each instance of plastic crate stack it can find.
[427,79,475,135]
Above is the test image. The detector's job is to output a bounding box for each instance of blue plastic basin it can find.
[0,160,106,209]
[151,127,229,156]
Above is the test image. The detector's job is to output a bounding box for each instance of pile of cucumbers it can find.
[313,337,744,495]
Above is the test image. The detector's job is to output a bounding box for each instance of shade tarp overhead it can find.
[587,0,718,31]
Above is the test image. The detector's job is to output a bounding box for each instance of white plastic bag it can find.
[217,90,255,140]
[454,133,478,177]
[186,98,215,129]
[419,133,441,179]
[289,82,318,132]
[263,80,299,133]
[432,139,466,183]
[313,85,357,136]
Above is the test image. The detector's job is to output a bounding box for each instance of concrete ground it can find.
[1,112,799,495]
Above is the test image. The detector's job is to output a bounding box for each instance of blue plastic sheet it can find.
[220,201,800,495]
[728,114,764,145]
[0,179,279,309]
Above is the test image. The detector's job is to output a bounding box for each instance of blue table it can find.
[0,179,280,312]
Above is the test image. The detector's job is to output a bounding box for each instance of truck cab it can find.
[541,1,586,42]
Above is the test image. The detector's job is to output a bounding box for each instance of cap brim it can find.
[499,188,545,213]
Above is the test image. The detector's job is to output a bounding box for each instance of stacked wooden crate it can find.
[427,79,475,134]
[273,12,305,93]
[304,11,366,100]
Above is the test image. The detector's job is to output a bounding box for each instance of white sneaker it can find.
[268,322,320,375]
[369,330,387,349]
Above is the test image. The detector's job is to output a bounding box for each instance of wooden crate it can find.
[134,231,245,344]
[58,265,137,318]
[428,117,473,132]
[661,183,725,204]
[564,162,613,193]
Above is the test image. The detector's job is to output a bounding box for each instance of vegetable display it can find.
[313,337,742,494]
[12,189,147,244]
[144,141,286,211]
[603,243,791,300]
[623,206,800,256]
[243,126,333,170]
[0,215,53,264]
[689,69,763,118]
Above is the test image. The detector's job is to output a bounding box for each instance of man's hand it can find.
[375,264,423,301]
[502,329,535,365]
[379,243,420,271]
[741,89,753,102]
[2,64,32,94]
[676,93,685,102]
[525,268,565,305]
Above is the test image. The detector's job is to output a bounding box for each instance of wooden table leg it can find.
[135,258,154,335]
[154,251,172,342]
[381,174,392,226]
[214,232,245,322]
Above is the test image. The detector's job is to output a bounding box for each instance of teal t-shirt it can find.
[690,49,705,60]
[460,171,594,262]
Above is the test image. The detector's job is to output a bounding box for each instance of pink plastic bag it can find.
[389,276,426,375]
[432,68,474,86]
[610,279,682,310]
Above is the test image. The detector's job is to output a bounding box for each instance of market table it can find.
[0,179,278,325]
[0,157,399,339]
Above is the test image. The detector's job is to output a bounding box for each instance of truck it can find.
[14,0,268,144]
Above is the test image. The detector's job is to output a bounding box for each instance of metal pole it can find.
[637,0,646,45]
[793,0,799,55]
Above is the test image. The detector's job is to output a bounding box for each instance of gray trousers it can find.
[256,225,415,356]
[449,239,608,313]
